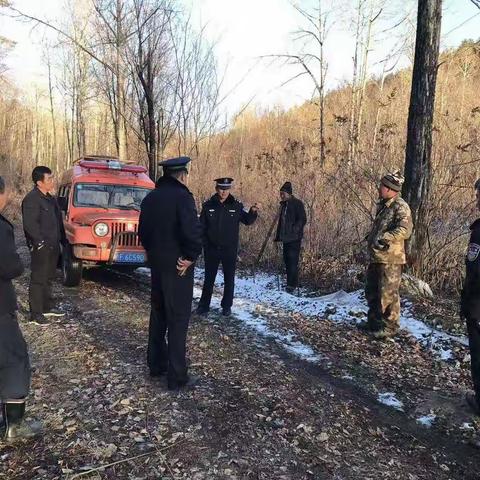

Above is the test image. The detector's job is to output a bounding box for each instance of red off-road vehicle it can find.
[57,155,154,286]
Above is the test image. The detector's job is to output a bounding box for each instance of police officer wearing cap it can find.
[197,178,259,316]
[462,178,480,414]
[139,157,202,390]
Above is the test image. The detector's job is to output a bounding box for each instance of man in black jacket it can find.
[275,182,307,293]
[22,166,66,325]
[0,176,41,442]
[462,178,480,414]
[197,178,259,317]
[139,157,202,390]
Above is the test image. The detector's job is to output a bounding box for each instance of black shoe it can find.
[357,321,374,332]
[168,375,199,391]
[222,308,231,317]
[29,314,51,326]
[149,370,167,378]
[286,286,295,294]
[466,392,480,415]
[2,401,42,443]
[44,308,65,317]
[195,306,209,316]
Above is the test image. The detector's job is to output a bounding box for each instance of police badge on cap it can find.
[215,177,234,190]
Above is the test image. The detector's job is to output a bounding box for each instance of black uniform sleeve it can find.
[138,196,153,251]
[22,193,43,246]
[461,227,480,317]
[240,202,258,226]
[178,193,202,261]
[0,224,24,280]
[199,202,208,245]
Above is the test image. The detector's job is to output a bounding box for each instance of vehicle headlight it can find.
[94,222,109,237]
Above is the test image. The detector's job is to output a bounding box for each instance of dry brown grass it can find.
[2,42,480,295]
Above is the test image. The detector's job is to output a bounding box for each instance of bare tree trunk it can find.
[356,1,380,146]
[318,0,326,167]
[402,0,442,272]
[348,0,363,164]
[371,69,386,150]
[46,54,58,172]
[116,0,127,162]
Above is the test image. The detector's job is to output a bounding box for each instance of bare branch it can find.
[3,5,115,73]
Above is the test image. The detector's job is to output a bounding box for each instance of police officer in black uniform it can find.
[462,178,480,414]
[196,178,259,316]
[139,157,202,390]
[22,166,66,325]
[0,176,41,442]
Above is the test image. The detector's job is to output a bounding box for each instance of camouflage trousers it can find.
[365,263,402,333]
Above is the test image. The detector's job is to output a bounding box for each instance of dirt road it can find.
[1,237,479,479]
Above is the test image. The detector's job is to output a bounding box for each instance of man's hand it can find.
[251,202,261,213]
[373,239,389,251]
[177,257,193,276]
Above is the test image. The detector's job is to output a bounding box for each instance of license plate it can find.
[114,252,146,263]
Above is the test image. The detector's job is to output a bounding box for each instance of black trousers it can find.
[283,240,301,288]
[148,265,194,386]
[466,314,480,403]
[198,247,237,310]
[0,313,30,400]
[29,245,59,314]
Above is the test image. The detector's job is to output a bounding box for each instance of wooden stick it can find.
[252,210,280,278]
[69,440,186,479]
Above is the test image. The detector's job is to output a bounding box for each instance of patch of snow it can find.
[136,266,467,363]
[377,392,404,411]
[193,268,468,361]
[416,414,436,427]
[439,348,453,361]
[135,267,151,276]
[460,422,475,431]
[193,287,323,363]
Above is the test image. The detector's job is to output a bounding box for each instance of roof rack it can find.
[73,155,119,165]
[78,159,147,174]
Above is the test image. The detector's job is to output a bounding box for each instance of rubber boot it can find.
[2,400,42,442]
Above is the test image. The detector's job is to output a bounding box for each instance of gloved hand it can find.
[373,238,389,251]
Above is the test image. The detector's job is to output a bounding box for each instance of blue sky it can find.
[1,0,479,117]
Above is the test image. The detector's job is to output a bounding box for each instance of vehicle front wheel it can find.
[62,244,83,287]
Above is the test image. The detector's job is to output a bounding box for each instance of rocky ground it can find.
[1,234,480,480]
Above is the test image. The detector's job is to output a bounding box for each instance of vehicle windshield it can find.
[74,183,150,210]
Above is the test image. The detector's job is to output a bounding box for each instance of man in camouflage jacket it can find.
[362,171,413,339]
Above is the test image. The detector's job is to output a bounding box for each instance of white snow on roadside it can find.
[193,286,323,363]
[136,267,468,362]
[416,414,436,427]
[196,269,468,359]
[377,392,404,411]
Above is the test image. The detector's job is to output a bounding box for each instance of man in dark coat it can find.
[462,178,480,414]
[275,181,307,293]
[0,176,41,442]
[22,166,66,325]
[139,157,202,390]
[196,178,259,317]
